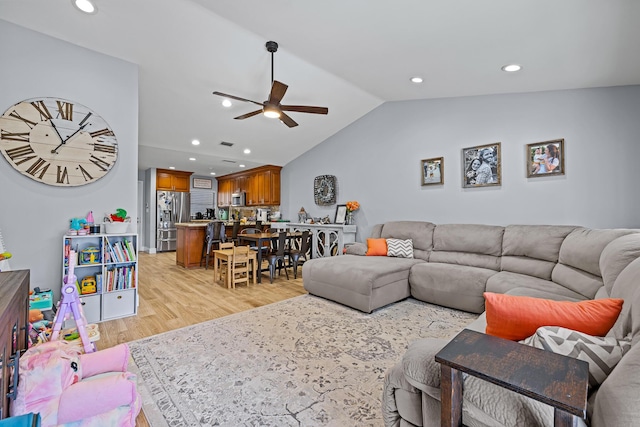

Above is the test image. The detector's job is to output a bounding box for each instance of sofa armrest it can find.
[345,242,367,256]
[402,337,449,396]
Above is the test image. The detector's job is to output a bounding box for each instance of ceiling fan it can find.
[213,41,328,128]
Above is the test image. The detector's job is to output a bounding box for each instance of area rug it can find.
[128,295,478,427]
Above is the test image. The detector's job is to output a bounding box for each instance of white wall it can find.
[0,20,138,297]
[282,86,640,240]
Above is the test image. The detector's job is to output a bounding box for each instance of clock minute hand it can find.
[49,120,66,153]
[51,113,93,154]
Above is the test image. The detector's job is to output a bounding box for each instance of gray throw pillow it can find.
[521,326,631,389]
[386,238,413,258]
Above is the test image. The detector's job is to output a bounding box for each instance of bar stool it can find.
[201,221,224,269]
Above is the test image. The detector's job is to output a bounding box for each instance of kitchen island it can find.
[175,222,207,268]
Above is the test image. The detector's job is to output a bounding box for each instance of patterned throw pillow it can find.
[386,239,413,258]
[521,326,632,389]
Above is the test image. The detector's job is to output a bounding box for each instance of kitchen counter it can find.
[176,222,208,227]
[175,223,206,268]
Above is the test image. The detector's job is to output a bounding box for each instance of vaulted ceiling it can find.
[2,0,640,177]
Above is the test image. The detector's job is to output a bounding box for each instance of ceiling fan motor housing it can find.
[266,41,278,53]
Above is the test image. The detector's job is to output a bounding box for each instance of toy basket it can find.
[104,222,129,234]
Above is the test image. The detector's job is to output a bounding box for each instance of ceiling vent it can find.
[220,141,234,147]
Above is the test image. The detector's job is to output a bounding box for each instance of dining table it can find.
[212,248,258,289]
[237,232,303,283]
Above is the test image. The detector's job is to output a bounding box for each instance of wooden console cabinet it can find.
[157,168,193,192]
[0,270,29,419]
[216,165,281,206]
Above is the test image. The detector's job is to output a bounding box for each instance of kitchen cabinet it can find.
[157,168,193,192]
[217,179,233,206]
[218,165,281,207]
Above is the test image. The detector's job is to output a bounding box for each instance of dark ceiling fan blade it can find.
[280,105,329,115]
[279,112,298,128]
[213,91,263,106]
[234,109,263,120]
[268,80,288,105]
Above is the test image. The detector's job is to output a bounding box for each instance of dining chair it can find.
[286,230,311,279]
[201,221,224,269]
[231,221,241,245]
[217,241,234,283]
[230,245,251,289]
[266,231,289,283]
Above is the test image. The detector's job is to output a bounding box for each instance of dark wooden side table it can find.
[435,329,588,427]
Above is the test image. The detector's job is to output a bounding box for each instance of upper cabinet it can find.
[157,168,193,192]
[217,165,282,206]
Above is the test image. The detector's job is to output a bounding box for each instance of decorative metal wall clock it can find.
[314,175,337,205]
[0,97,118,186]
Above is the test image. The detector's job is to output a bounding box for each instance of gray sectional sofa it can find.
[301,221,640,427]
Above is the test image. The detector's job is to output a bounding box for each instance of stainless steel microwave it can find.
[231,192,246,206]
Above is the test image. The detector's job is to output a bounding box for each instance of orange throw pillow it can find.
[484,292,623,341]
[366,238,388,256]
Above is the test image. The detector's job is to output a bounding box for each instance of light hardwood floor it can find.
[97,251,307,426]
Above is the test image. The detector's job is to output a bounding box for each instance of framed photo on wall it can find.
[526,138,565,178]
[462,142,501,188]
[334,204,347,224]
[421,157,444,185]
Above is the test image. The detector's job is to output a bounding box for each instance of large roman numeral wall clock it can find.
[0,97,118,186]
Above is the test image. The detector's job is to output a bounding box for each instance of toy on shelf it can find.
[79,247,101,265]
[0,251,11,261]
[51,250,95,353]
[80,276,97,294]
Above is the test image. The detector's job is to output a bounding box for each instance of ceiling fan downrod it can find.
[266,41,278,85]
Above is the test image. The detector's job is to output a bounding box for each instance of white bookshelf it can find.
[62,233,138,322]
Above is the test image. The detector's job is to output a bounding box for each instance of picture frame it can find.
[192,178,212,189]
[526,138,565,178]
[462,142,501,188]
[421,157,444,186]
[334,204,347,224]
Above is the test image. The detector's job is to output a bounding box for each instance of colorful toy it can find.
[79,247,101,265]
[80,276,97,294]
[109,208,128,222]
[70,218,87,230]
[0,251,11,261]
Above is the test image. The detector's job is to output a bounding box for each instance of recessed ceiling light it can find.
[169,166,176,170]
[222,99,232,108]
[410,77,423,83]
[501,64,522,72]
[189,157,196,161]
[210,172,216,175]
[191,139,200,146]
[243,148,251,154]
[72,0,97,14]
[239,164,246,168]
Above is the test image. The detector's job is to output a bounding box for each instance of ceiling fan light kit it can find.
[213,41,328,128]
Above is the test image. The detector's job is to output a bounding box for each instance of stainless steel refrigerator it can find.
[156,191,190,252]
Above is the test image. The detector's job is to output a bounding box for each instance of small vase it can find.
[346,212,354,225]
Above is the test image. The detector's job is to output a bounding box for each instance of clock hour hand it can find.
[51,113,93,154]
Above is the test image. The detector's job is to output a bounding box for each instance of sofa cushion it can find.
[502,224,578,262]
[386,239,414,258]
[591,342,640,427]
[432,224,504,256]
[484,292,624,341]
[345,242,367,256]
[366,238,387,256]
[410,263,497,313]
[600,233,640,295]
[380,221,435,261]
[559,228,635,278]
[521,326,631,389]
[486,271,588,301]
[500,256,556,280]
